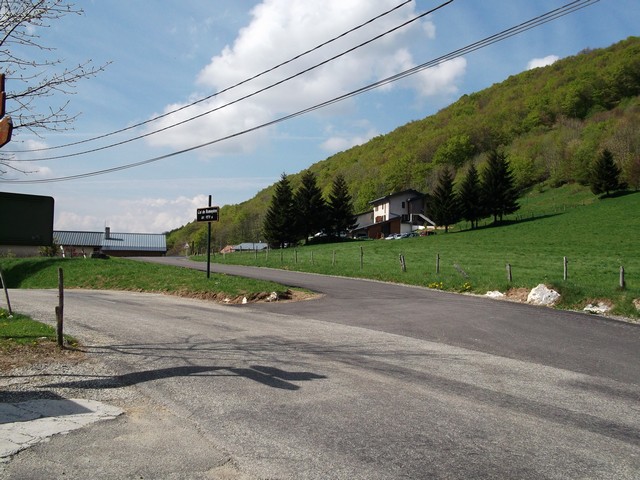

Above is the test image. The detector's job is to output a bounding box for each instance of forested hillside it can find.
[168,37,640,253]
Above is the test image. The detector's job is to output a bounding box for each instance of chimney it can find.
[105,226,110,239]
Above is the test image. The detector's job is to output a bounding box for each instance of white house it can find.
[352,189,434,239]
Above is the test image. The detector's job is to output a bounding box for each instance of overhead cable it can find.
[11,0,453,162]
[5,0,413,154]
[0,0,599,184]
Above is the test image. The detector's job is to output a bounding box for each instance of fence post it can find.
[563,256,568,281]
[506,263,512,283]
[436,253,440,274]
[399,254,406,272]
[55,268,64,348]
[332,250,336,267]
[360,247,364,270]
[620,266,625,289]
[0,270,12,315]
[295,249,298,264]
[311,251,314,265]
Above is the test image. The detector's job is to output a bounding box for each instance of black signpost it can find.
[197,196,219,278]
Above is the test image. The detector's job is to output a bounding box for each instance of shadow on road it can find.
[43,365,326,391]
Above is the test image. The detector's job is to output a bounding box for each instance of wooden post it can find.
[55,268,64,348]
[436,253,440,274]
[620,266,625,289]
[311,251,314,265]
[506,263,512,283]
[360,247,364,270]
[0,269,12,315]
[400,254,406,272]
[332,250,336,267]
[280,249,283,263]
[563,256,568,281]
[295,249,298,264]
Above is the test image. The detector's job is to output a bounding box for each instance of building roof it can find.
[234,242,268,251]
[369,189,424,205]
[54,230,166,252]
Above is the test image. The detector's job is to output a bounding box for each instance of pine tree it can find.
[458,163,483,229]
[294,170,327,244]
[429,168,459,233]
[327,174,356,237]
[481,150,520,224]
[262,173,296,248]
[590,149,623,197]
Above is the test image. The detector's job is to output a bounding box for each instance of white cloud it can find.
[144,1,462,156]
[56,195,207,233]
[527,55,559,70]
[411,58,467,97]
[321,128,378,153]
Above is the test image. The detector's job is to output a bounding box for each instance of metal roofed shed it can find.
[54,228,167,258]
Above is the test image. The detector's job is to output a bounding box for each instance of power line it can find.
[11,0,453,163]
[0,0,599,185]
[5,0,414,154]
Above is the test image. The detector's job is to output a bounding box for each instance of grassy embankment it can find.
[205,185,640,319]
[0,257,292,302]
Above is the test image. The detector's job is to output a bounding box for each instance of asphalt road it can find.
[2,258,639,479]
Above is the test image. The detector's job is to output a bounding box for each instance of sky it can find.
[1,0,638,234]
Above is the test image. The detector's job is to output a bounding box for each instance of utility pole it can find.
[0,74,13,148]
[207,195,212,278]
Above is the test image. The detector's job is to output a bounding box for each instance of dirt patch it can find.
[505,287,530,303]
[168,288,321,304]
[0,341,85,373]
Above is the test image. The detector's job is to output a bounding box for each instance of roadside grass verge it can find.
[0,257,292,302]
[208,186,639,319]
[0,308,81,370]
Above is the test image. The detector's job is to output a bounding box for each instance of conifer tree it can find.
[590,149,623,197]
[294,170,327,244]
[429,168,459,233]
[262,173,296,248]
[458,163,483,229]
[481,150,520,224]
[327,174,356,237]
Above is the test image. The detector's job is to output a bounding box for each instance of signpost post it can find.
[196,197,219,278]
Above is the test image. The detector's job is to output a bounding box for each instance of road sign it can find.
[197,206,219,222]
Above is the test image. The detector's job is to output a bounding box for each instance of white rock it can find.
[267,292,278,302]
[485,291,505,299]
[633,299,640,311]
[527,284,560,306]
[583,302,611,314]
[242,297,247,304]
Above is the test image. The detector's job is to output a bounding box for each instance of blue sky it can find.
[1,0,638,233]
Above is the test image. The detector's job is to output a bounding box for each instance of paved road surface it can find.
[1,258,638,479]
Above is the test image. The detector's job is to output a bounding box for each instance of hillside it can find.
[168,36,640,253]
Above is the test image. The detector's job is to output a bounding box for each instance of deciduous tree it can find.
[0,0,109,175]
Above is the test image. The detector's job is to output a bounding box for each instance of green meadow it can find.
[209,185,639,319]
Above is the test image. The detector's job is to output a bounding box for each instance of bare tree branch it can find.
[0,0,110,172]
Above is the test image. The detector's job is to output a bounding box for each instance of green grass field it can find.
[208,186,640,319]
